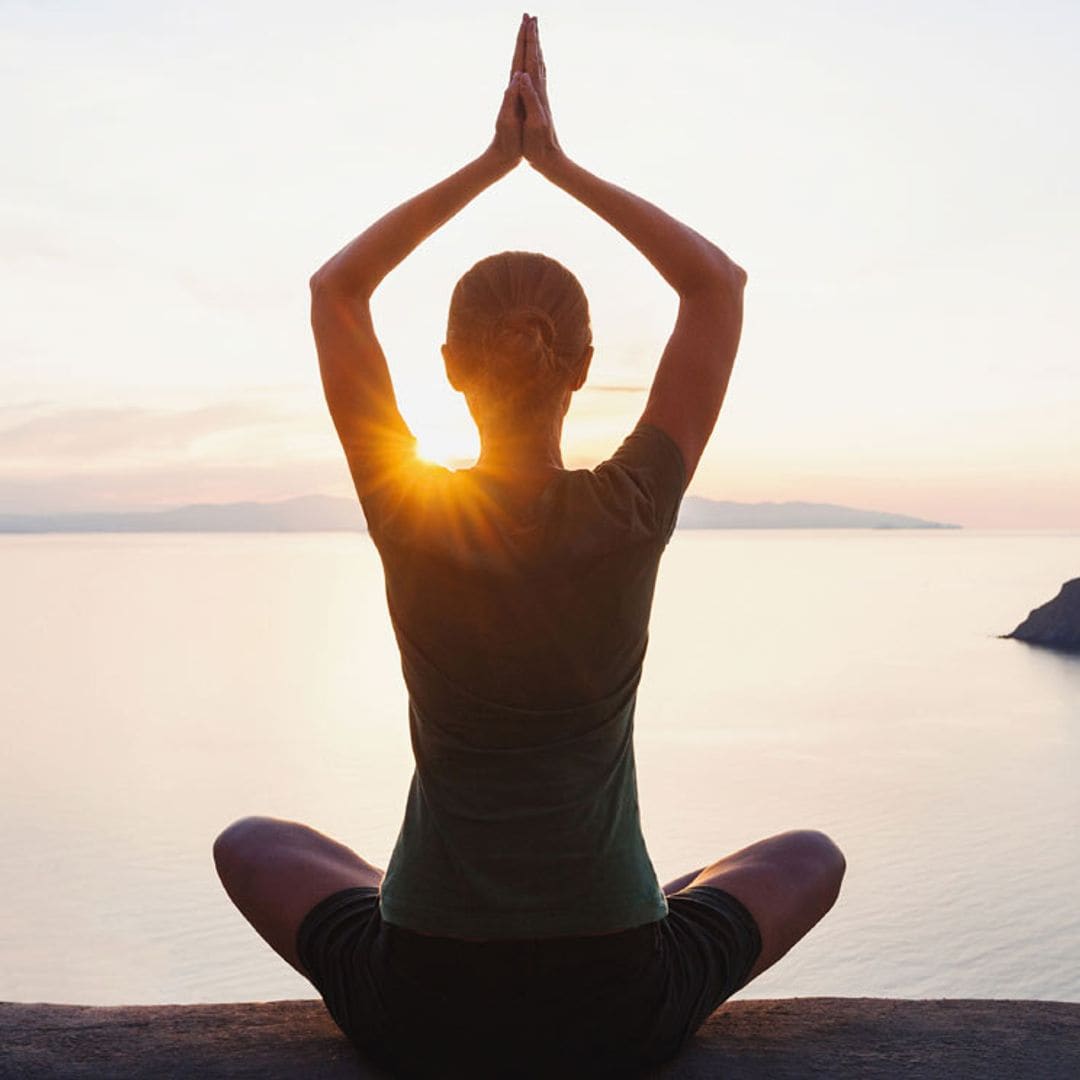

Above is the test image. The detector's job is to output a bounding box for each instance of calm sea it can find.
[1,530,1077,1006]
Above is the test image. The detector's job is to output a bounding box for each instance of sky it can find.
[3,0,1078,526]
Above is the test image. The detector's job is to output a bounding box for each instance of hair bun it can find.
[445,251,593,405]
[489,307,559,378]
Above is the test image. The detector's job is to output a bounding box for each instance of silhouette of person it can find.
[214,15,844,1078]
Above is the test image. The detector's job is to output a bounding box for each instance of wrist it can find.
[532,148,573,184]
[479,142,520,179]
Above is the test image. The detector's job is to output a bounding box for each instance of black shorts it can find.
[296,885,762,1079]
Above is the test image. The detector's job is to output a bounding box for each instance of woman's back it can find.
[365,420,687,938]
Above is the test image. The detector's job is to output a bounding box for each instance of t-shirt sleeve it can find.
[594,421,688,543]
[341,426,424,539]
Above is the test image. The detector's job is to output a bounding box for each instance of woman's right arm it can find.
[516,17,745,485]
[538,151,746,487]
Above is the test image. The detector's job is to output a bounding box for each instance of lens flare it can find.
[414,423,479,469]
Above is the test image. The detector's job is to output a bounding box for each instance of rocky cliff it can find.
[1006,578,1080,652]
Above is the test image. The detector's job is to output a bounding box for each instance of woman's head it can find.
[442,251,593,423]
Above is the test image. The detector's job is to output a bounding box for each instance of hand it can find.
[489,15,529,168]
[517,15,564,174]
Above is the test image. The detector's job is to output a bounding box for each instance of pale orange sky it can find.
[3,1,1078,527]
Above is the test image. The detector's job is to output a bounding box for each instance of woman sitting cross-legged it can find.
[214,14,845,1079]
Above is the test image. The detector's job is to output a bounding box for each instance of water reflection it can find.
[0,531,1077,1004]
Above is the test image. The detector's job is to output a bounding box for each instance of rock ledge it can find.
[2,998,1078,1079]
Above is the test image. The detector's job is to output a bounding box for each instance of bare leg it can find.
[662,866,706,896]
[662,829,845,984]
[213,815,384,975]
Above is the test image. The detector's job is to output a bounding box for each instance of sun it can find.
[401,382,480,468]
[414,422,479,469]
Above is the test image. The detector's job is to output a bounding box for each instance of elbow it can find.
[309,263,373,305]
[309,251,351,299]
[709,246,747,292]
[308,268,350,332]
[309,266,337,300]
[680,234,747,298]
[683,252,747,301]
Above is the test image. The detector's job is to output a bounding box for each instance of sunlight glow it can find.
[414,422,479,469]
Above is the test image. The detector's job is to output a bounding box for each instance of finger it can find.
[497,81,511,117]
[498,79,521,124]
[532,15,547,79]
[524,15,540,79]
[509,14,527,78]
[527,16,550,113]
[518,71,549,126]
[513,76,527,123]
[511,71,527,123]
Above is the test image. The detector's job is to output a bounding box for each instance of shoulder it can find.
[597,422,687,486]
[357,452,457,539]
[574,421,688,543]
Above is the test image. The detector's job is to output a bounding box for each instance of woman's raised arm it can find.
[310,18,529,494]
[517,16,746,486]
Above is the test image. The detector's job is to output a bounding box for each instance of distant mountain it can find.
[0,494,958,533]
[0,495,367,533]
[676,497,958,530]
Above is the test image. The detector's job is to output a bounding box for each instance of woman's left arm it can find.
[311,20,527,486]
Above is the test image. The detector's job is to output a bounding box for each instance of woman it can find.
[214,14,845,1078]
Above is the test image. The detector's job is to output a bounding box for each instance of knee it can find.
[785,828,846,898]
[213,815,289,879]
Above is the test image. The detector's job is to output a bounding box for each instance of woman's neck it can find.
[473,412,567,477]
[475,432,565,476]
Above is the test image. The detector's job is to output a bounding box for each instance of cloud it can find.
[0,401,310,464]
[0,459,352,515]
[0,395,361,512]
[580,383,648,394]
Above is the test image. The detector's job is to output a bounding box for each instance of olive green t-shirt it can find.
[354,420,687,939]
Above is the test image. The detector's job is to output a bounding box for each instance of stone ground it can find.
[2,998,1078,1079]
